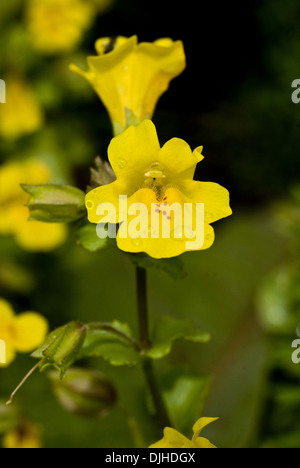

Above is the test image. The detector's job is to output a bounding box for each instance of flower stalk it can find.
[135,266,172,429]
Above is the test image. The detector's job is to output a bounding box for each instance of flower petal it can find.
[128,39,185,121]
[12,312,48,353]
[194,437,217,448]
[149,427,194,448]
[117,222,214,258]
[181,181,232,224]
[192,417,219,447]
[138,39,185,75]
[71,37,185,128]
[15,221,67,252]
[0,300,15,356]
[93,35,137,70]
[0,298,15,321]
[70,36,138,126]
[0,346,16,368]
[85,180,129,224]
[108,120,160,181]
[115,186,216,258]
[193,417,219,436]
[0,77,44,139]
[160,138,201,180]
[117,231,186,259]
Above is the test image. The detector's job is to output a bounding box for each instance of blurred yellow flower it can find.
[85,120,232,258]
[26,0,112,55]
[0,76,43,140]
[0,159,67,251]
[70,35,186,134]
[0,298,48,367]
[150,417,218,449]
[2,422,43,449]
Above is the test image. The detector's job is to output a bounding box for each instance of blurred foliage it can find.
[0,0,299,448]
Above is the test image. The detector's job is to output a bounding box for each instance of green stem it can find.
[6,358,46,406]
[136,267,151,350]
[119,405,145,448]
[135,266,172,429]
[142,359,171,429]
[86,322,140,351]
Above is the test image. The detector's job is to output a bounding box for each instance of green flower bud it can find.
[89,156,116,190]
[48,367,117,418]
[22,184,86,223]
[31,321,87,377]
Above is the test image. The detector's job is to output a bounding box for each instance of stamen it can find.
[144,169,165,179]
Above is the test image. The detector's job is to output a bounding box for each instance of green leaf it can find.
[128,253,187,280]
[79,321,140,366]
[22,184,86,223]
[147,316,211,359]
[76,222,110,252]
[163,370,210,434]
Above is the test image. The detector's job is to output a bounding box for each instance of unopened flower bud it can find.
[48,367,117,418]
[22,184,86,223]
[31,321,87,377]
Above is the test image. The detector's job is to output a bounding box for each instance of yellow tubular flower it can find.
[149,417,218,449]
[0,298,48,367]
[26,0,99,54]
[2,422,42,449]
[0,76,43,140]
[70,36,186,134]
[85,120,232,259]
[0,159,67,252]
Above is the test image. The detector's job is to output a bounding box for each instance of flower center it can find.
[143,162,166,199]
[154,196,171,220]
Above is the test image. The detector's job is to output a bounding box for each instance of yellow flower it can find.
[85,120,232,259]
[0,159,67,252]
[26,0,111,55]
[0,298,48,367]
[150,417,218,449]
[70,35,186,134]
[2,422,42,449]
[0,76,43,139]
